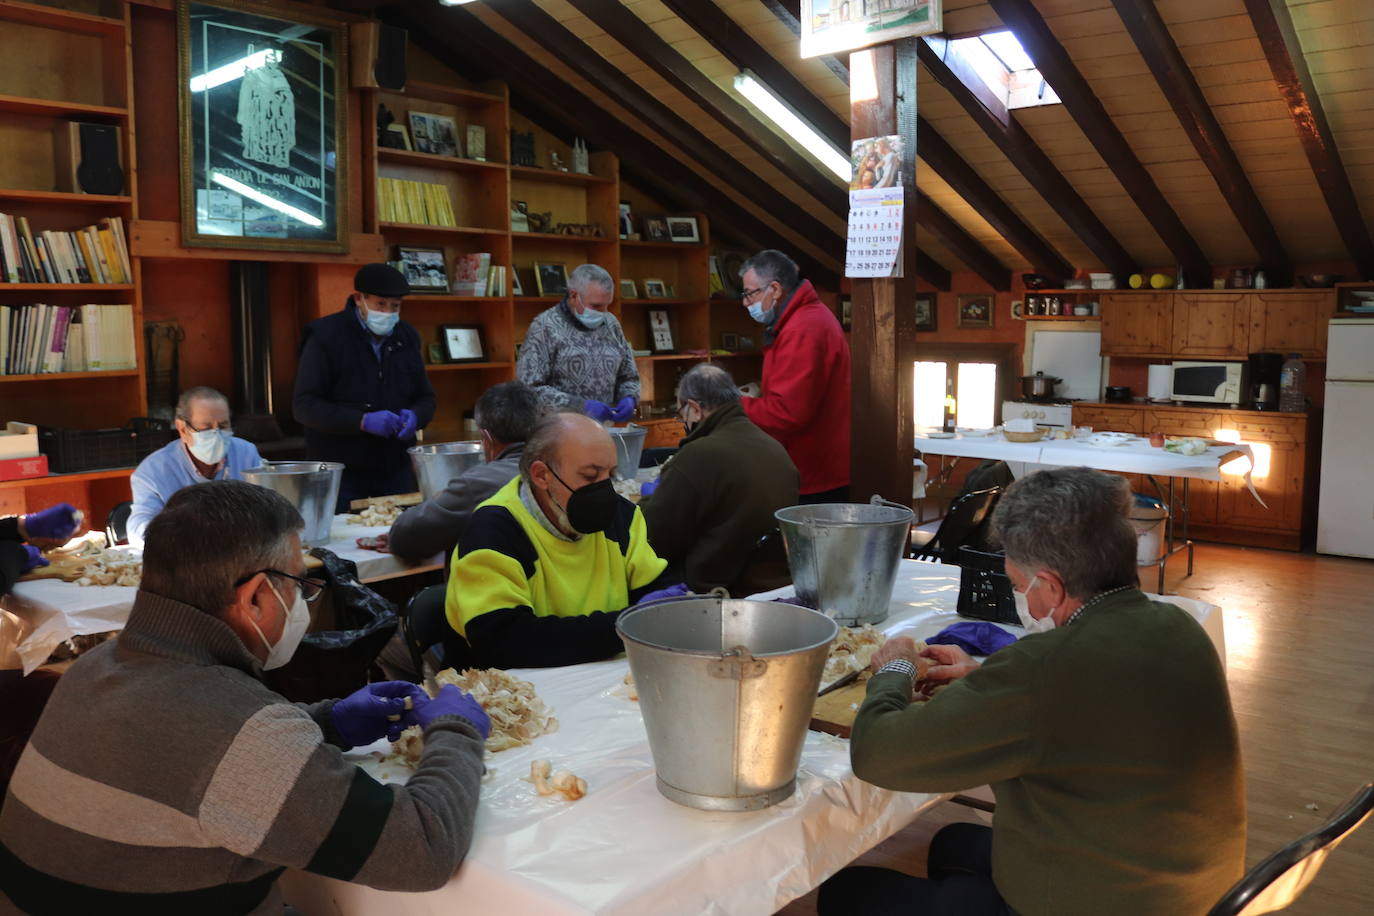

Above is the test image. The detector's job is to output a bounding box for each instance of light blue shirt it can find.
[127,438,263,546]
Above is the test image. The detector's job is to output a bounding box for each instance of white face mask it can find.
[187,428,230,465]
[1014,575,1057,635]
[248,579,310,670]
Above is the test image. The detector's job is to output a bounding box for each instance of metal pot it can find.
[408,442,484,501]
[242,462,344,547]
[1017,371,1061,400]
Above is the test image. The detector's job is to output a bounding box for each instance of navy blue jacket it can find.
[292,300,436,474]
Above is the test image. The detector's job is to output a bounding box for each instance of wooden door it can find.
[1143,408,1224,524]
[1171,293,1249,358]
[1216,413,1306,533]
[1100,293,1172,356]
[1247,292,1336,359]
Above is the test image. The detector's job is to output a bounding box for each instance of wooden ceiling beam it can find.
[917,117,1072,281]
[1244,0,1374,279]
[916,191,1011,291]
[1113,0,1291,284]
[562,0,846,216]
[916,38,1136,280]
[916,250,952,291]
[987,0,1210,285]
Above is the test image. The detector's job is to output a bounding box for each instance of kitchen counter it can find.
[1075,400,1309,418]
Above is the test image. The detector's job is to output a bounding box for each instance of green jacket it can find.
[641,402,799,596]
[851,589,1245,915]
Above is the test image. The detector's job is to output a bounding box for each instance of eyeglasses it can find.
[181,421,233,434]
[741,286,766,303]
[235,568,325,603]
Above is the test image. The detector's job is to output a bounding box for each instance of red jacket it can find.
[742,280,851,494]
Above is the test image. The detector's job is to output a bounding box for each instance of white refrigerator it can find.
[1317,318,1374,558]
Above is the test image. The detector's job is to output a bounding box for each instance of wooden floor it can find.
[779,543,1374,914]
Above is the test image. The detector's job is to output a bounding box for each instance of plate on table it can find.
[924,430,956,439]
[1086,432,1135,448]
[957,427,994,437]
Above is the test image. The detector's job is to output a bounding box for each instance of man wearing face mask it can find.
[639,364,797,596]
[294,263,436,510]
[820,468,1243,916]
[737,249,851,503]
[127,386,262,547]
[446,412,683,669]
[0,480,491,909]
[516,263,640,422]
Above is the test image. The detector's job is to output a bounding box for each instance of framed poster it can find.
[535,261,569,297]
[665,215,700,243]
[397,246,448,293]
[648,309,674,352]
[800,1,942,59]
[179,0,349,253]
[914,293,937,331]
[957,294,994,329]
[439,324,485,363]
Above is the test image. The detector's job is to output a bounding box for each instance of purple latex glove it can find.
[332,681,430,747]
[24,503,80,541]
[361,410,404,438]
[637,582,690,605]
[639,479,659,499]
[20,544,49,575]
[411,684,491,739]
[396,408,418,441]
[583,399,613,422]
[928,621,1018,656]
[610,396,636,422]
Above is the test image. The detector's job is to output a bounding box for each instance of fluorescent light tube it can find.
[734,70,849,182]
[210,171,324,228]
[190,49,275,93]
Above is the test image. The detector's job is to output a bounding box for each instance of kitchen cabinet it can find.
[1216,413,1307,534]
[1100,293,1172,357]
[1143,408,1225,525]
[1074,405,1143,434]
[1248,292,1334,359]
[1171,293,1249,358]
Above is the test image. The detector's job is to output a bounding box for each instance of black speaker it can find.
[55,122,124,196]
[351,22,406,90]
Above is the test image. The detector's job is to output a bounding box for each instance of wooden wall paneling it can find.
[1247,292,1336,359]
[914,166,1024,270]
[914,191,1011,291]
[1171,292,1250,357]
[1100,292,1173,356]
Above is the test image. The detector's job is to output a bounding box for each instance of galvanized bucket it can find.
[617,594,837,811]
[408,441,484,501]
[775,497,914,626]
[242,462,344,548]
[608,424,646,480]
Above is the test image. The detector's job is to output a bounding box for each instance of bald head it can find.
[520,413,618,483]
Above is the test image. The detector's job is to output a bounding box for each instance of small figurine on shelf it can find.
[551,150,567,172]
[572,138,590,174]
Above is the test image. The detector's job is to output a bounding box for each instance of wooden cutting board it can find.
[810,679,870,739]
[348,492,422,510]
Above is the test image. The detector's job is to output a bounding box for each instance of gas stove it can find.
[1002,400,1076,429]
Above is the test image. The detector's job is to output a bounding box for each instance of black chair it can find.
[909,487,1001,563]
[1208,782,1374,915]
[402,583,476,680]
[104,500,133,546]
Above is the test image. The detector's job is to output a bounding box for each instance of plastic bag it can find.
[264,548,399,703]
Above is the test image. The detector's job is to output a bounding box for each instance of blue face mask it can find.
[747,301,775,325]
[364,306,399,337]
[576,307,607,329]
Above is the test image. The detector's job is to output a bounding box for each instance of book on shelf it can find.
[0,214,130,285]
[486,264,506,297]
[377,177,457,228]
[1,303,134,375]
[452,253,492,296]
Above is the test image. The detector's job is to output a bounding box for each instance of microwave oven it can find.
[1170,360,1247,404]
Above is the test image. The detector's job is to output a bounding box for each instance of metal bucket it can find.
[775,498,915,626]
[608,424,646,479]
[242,462,344,548]
[408,441,484,501]
[617,595,837,811]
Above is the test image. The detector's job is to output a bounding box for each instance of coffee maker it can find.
[1248,352,1284,411]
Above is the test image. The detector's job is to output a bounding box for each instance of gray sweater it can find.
[516,299,640,411]
[0,592,485,912]
[388,443,523,563]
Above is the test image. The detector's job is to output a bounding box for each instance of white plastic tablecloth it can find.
[914,433,1251,481]
[280,560,1223,916]
[0,519,441,674]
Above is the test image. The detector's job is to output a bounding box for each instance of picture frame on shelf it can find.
[708,256,725,295]
[914,294,937,331]
[840,295,852,331]
[619,201,635,240]
[396,246,449,292]
[465,124,486,161]
[510,200,529,233]
[643,278,668,299]
[382,123,411,151]
[408,111,460,157]
[620,278,639,299]
[956,294,993,329]
[648,309,673,352]
[644,217,670,242]
[179,0,349,253]
[438,324,485,363]
[535,261,569,297]
[721,332,739,350]
[665,215,700,243]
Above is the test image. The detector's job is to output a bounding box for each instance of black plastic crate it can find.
[955,546,1020,626]
[130,417,176,458]
[39,426,139,473]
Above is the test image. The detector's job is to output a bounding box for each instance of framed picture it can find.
[914,294,937,331]
[535,261,569,297]
[643,278,668,299]
[465,124,486,161]
[620,278,639,299]
[665,215,700,243]
[408,111,460,157]
[438,324,485,363]
[708,255,725,295]
[800,0,943,59]
[397,246,448,292]
[648,309,673,352]
[721,332,739,350]
[510,200,529,233]
[644,216,670,242]
[382,123,411,151]
[840,295,852,331]
[618,201,635,239]
[956,294,994,329]
[179,0,349,253]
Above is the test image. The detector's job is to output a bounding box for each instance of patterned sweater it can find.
[515,298,640,411]
[0,592,485,913]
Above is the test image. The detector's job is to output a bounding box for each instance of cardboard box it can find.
[0,422,38,460]
[0,454,48,482]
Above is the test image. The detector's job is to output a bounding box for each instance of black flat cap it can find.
[354,263,410,298]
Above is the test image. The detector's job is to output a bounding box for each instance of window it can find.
[949,30,1061,111]
[913,360,1000,431]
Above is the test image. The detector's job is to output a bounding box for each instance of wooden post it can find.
[849,40,917,504]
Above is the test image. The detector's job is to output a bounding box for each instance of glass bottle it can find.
[1279,353,1306,413]
[942,376,957,432]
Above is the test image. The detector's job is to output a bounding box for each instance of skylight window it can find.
[949,30,1060,111]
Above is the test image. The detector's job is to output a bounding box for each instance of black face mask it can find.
[547,466,621,534]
